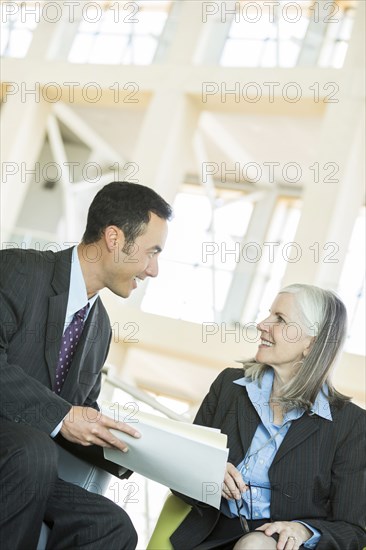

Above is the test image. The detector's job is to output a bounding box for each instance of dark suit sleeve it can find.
[298,409,366,550]
[194,368,231,427]
[0,251,71,433]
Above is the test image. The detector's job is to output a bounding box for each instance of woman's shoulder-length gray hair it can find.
[241,283,350,412]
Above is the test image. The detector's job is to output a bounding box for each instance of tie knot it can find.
[75,303,89,321]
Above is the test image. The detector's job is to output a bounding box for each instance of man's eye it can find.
[277,315,285,323]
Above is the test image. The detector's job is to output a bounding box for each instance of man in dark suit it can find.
[0,182,172,549]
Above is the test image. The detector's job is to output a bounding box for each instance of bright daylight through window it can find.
[220,0,355,68]
[68,1,171,65]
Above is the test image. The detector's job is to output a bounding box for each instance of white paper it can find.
[102,403,229,509]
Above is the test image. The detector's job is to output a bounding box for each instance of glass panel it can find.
[137,11,167,35]
[278,18,309,41]
[338,208,365,355]
[278,40,300,67]
[0,28,10,55]
[318,41,333,67]
[68,34,95,63]
[1,2,37,58]
[260,40,277,67]
[141,188,253,322]
[289,17,309,40]
[317,5,355,68]
[78,7,102,33]
[100,10,127,34]
[7,29,33,58]
[142,261,231,323]
[344,287,365,355]
[221,0,354,68]
[142,262,198,320]
[221,38,263,67]
[214,199,253,241]
[339,10,355,40]
[243,199,302,324]
[13,15,37,31]
[212,201,254,271]
[178,268,231,323]
[229,19,275,40]
[89,34,127,64]
[331,41,349,68]
[124,35,158,65]
[162,192,212,265]
[68,1,170,65]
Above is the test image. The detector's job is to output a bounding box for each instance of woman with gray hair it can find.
[171,284,365,550]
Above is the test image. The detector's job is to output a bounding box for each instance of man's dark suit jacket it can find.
[171,368,366,550]
[0,247,123,476]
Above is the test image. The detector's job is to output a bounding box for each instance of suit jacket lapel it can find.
[61,299,100,401]
[44,248,73,386]
[271,413,321,467]
[233,386,322,469]
[231,388,261,465]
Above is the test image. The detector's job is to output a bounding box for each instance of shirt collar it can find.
[66,246,98,319]
[234,368,332,421]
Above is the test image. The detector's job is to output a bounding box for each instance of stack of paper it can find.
[102,402,229,509]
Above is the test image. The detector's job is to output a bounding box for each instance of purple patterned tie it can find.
[54,304,89,394]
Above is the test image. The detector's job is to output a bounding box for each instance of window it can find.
[220,1,310,68]
[338,207,365,355]
[68,1,171,65]
[242,196,302,324]
[318,4,356,68]
[141,186,254,323]
[220,0,356,68]
[1,1,37,58]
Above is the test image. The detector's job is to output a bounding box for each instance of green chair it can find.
[147,493,191,550]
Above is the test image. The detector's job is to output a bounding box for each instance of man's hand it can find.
[222,462,248,500]
[60,406,141,452]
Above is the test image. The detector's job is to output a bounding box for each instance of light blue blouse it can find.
[221,369,331,548]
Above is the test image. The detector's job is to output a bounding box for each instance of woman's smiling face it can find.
[255,292,314,376]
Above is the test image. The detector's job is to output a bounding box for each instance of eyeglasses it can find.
[235,482,270,533]
[235,498,250,533]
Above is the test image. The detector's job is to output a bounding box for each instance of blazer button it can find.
[14,417,20,422]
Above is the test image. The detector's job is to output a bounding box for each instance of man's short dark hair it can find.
[82,182,173,246]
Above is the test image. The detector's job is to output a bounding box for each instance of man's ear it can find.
[104,226,124,252]
[303,336,315,358]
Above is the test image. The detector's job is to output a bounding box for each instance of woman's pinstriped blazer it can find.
[171,368,366,550]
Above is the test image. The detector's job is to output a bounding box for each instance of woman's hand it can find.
[255,521,312,550]
[221,462,248,500]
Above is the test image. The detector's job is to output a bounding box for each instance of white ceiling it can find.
[65,104,324,188]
